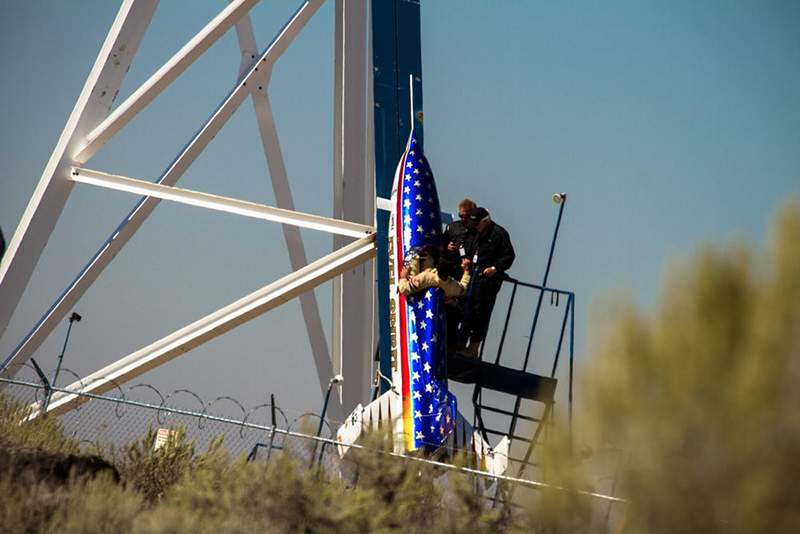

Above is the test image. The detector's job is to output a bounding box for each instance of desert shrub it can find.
[136,431,503,533]
[577,199,800,532]
[140,452,347,533]
[512,431,595,534]
[113,426,225,503]
[0,470,140,534]
[344,433,503,532]
[44,475,142,534]
[0,394,78,455]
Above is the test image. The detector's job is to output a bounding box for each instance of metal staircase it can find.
[448,276,574,484]
[447,195,574,508]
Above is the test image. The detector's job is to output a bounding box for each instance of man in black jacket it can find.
[460,207,515,358]
[441,199,477,353]
[438,198,476,280]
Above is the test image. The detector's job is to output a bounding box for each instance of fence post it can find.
[29,358,52,414]
[267,393,277,462]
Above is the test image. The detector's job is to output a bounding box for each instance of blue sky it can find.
[0,1,797,421]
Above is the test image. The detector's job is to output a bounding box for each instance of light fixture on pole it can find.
[37,311,82,412]
[51,312,82,392]
[312,374,344,468]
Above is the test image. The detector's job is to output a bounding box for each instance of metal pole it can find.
[246,394,281,463]
[494,279,518,364]
[522,193,567,371]
[549,296,571,377]
[51,312,81,392]
[266,393,278,461]
[314,375,343,468]
[30,358,52,413]
[569,294,575,438]
[39,312,80,412]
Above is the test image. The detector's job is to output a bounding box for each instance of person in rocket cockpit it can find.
[397,244,472,298]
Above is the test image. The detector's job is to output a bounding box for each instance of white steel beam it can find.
[74,0,260,164]
[32,234,376,418]
[376,196,392,212]
[234,17,335,405]
[71,167,374,238]
[0,0,158,344]
[332,0,374,413]
[0,0,324,380]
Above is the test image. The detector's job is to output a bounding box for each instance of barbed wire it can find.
[9,363,545,466]
[8,365,548,486]
[0,373,625,505]
[8,368,534,487]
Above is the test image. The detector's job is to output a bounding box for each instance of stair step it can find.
[448,353,557,402]
[475,404,542,423]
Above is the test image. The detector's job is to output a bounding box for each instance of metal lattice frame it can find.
[0,0,377,417]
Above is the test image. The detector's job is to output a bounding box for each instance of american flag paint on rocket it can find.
[334,128,509,471]
[387,129,457,452]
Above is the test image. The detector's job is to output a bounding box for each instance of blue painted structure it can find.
[372,0,424,392]
[368,9,576,471]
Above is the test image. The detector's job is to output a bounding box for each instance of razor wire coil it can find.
[0,374,625,504]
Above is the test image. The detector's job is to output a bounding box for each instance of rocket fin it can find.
[336,389,402,457]
[472,430,510,476]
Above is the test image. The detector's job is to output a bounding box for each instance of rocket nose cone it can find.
[398,140,442,253]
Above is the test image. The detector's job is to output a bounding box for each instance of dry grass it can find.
[0,398,504,533]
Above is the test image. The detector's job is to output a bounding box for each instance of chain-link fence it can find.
[0,365,624,509]
[2,363,346,474]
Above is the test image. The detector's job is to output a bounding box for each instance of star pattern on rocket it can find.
[399,137,441,255]
[397,130,456,450]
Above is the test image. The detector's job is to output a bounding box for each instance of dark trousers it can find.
[445,299,463,348]
[446,275,501,347]
[465,279,501,345]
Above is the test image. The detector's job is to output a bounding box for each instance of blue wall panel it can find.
[372,0,423,390]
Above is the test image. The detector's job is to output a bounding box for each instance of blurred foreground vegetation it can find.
[0,200,798,533]
[0,396,504,533]
[577,199,800,532]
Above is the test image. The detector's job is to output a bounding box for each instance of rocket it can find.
[386,128,457,452]
[336,128,455,454]
[336,129,509,472]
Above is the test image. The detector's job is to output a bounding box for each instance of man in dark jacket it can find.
[459,207,515,358]
[441,199,477,353]
[438,198,476,280]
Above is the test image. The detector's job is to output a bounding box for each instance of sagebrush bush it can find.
[0,394,78,455]
[0,401,507,533]
[138,431,505,533]
[577,199,800,533]
[113,426,225,503]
